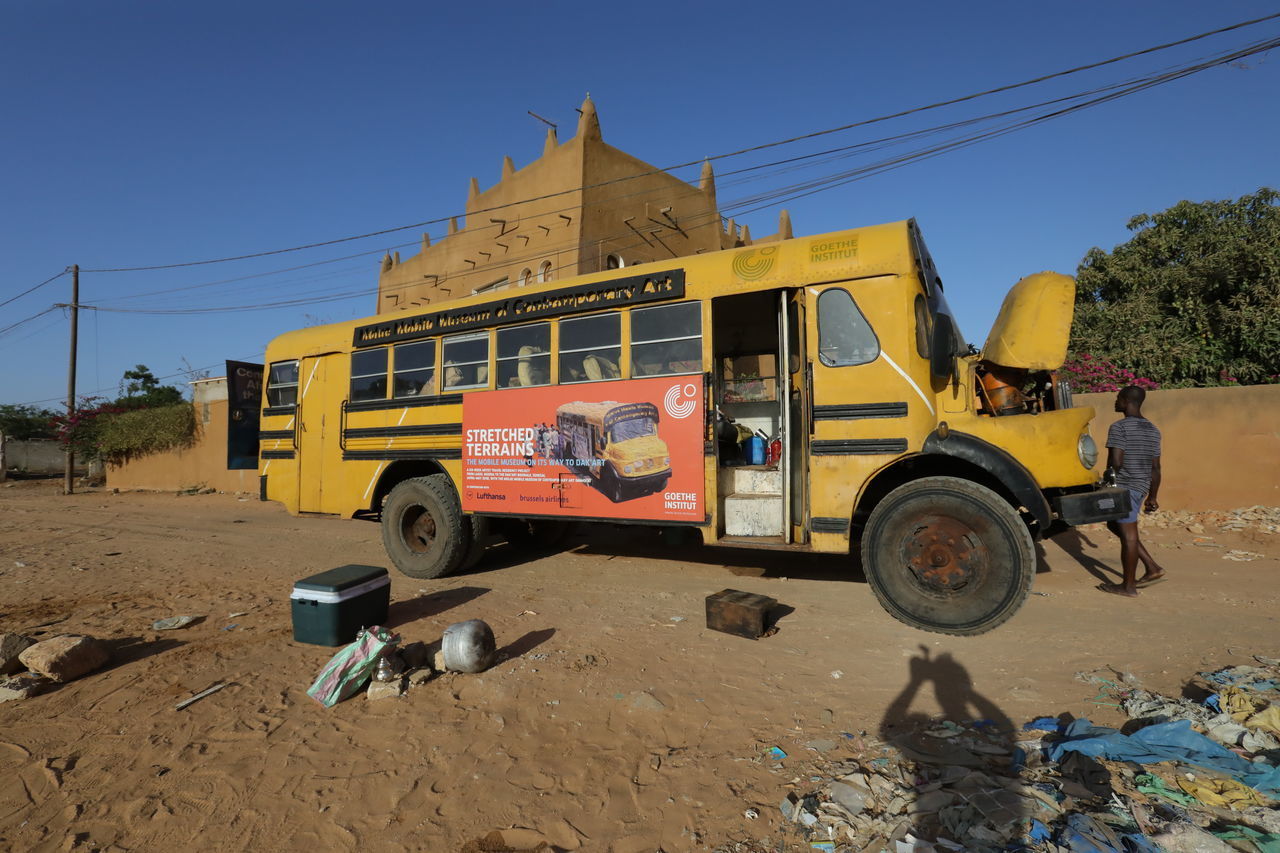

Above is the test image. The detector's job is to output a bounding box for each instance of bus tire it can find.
[460,515,490,571]
[381,475,470,580]
[604,469,625,503]
[859,476,1034,636]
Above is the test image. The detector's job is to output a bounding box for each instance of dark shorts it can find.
[1118,488,1146,524]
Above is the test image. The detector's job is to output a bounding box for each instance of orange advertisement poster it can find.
[461,376,705,522]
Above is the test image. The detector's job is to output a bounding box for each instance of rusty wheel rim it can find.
[903,515,986,594]
[403,505,437,554]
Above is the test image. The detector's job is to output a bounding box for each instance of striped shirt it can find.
[1106,416,1162,495]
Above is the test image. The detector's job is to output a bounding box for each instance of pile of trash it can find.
[755,658,1280,852]
[1142,506,1280,536]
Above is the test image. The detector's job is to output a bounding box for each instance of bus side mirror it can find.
[930,314,958,381]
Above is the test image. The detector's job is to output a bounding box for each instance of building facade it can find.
[375,96,793,313]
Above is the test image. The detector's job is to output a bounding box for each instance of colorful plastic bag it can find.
[306,626,400,707]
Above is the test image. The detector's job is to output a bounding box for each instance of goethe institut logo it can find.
[663,383,698,419]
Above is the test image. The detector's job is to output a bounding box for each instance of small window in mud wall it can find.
[442,332,490,390]
[631,302,702,376]
[817,289,879,367]
[605,253,623,270]
[351,348,388,402]
[393,340,436,397]
[265,360,299,407]
[496,323,550,388]
[914,294,932,359]
[559,313,621,383]
[537,260,553,283]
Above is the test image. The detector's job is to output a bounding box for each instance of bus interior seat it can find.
[583,354,619,381]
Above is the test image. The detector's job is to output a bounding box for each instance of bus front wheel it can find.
[381,475,470,579]
[860,476,1034,636]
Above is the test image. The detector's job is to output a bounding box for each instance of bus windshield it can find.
[609,417,657,443]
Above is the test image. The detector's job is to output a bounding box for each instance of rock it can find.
[0,672,53,702]
[0,632,35,675]
[18,635,109,683]
[366,677,405,700]
[805,738,838,753]
[407,669,433,687]
[630,691,666,711]
[400,641,428,670]
[152,615,198,631]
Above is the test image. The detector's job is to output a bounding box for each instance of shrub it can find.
[1060,353,1160,394]
[95,403,196,464]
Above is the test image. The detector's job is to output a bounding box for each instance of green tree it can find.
[116,364,184,410]
[1071,187,1280,387]
[0,404,58,440]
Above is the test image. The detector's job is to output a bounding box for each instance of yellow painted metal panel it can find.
[982,272,1075,370]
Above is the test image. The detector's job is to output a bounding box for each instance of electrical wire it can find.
[76,29,1280,316]
[0,306,60,337]
[0,269,69,309]
[77,12,1280,274]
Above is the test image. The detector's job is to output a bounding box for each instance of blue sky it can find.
[3,1,1277,408]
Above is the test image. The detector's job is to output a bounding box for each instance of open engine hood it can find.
[981,271,1075,370]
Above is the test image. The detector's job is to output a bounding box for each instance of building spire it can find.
[468,177,480,201]
[699,158,715,193]
[448,216,459,236]
[422,231,431,250]
[740,224,751,245]
[501,156,515,180]
[778,209,793,240]
[576,93,601,142]
[543,126,558,155]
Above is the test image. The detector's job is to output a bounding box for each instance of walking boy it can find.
[1098,385,1165,596]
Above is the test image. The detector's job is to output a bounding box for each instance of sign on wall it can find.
[460,375,705,522]
[226,361,263,470]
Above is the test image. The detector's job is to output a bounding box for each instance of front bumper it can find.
[1051,487,1132,526]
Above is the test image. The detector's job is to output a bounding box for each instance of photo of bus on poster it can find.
[460,376,704,522]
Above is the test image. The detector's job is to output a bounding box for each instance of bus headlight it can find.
[664,456,670,467]
[623,464,634,475]
[1078,434,1098,469]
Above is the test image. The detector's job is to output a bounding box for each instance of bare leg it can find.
[1099,521,1140,596]
[1135,536,1165,584]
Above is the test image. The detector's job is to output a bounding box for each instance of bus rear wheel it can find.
[860,476,1034,636]
[381,475,470,579]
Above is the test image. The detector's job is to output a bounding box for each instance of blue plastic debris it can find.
[768,746,787,760]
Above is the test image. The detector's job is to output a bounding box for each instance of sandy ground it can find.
[0,478,1276,852]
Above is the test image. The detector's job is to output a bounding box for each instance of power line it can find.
[77,12,1280,275]
[0,305,60,337]
[0,269,69,309]
[73,29,1280,316]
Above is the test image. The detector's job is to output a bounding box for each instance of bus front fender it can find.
[920,429,1051,534]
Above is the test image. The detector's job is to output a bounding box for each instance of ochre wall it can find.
[1077,385,1280,511]
[107,398,258,494]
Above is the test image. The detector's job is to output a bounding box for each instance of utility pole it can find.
[64,264,78,495]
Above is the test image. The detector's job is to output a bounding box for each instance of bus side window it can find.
[266,360,299,407]
[496,323,550,388]
[631,302,702,376]
[393,340,436,397]
[442,332,490,390]
[351,349,389,401]
[914,293,932,359]
[817,289,880,367]
[559,313,621,383]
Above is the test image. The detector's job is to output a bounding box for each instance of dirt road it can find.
[1,480,1276,851]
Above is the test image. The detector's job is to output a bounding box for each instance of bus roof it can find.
[265,218,921,359]
[555,401,659,426]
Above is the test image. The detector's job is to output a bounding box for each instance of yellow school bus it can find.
[258,218,1128,635]
[553,401,672,502]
